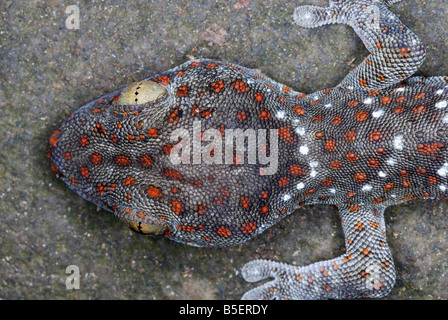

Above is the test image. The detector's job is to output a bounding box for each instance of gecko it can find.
[48,0,448,299]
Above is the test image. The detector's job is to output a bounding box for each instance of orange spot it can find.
[233,80,249,93]
[380,96,392,104]
[80,167,90,179]
[412,104,426,114]
[369,131,383,142]
[115,155,130,166]
[140,155,152,167]
[331,116,342,126]
[172,200,183,214]
[394,106,404,114]
[354,172,367,182]
[254,92,264,102]
[206,63,218,69]
[259,191,269,200]
[147,186,162,198]
[330,160,342,170]
[148,128,158,137]
[240,197,250,209]
[346,152,358,162]
[278,127,295,144]
[344,131,357,141]
[325,140,336,152]
[347,100,359,108]
[428,176,437,185]
[242,222,257,234]
[368,158,380,168]
[49,130,61,147]
[260,206,269,214]
[355,111,369,122]
[414,92,426,100]
[278,177,290,187]
[124,177,135,186]
[294,105,305,116]
[304,188,315,196]
[290,164,305,176]
[177,86,189,97]
[417,142,445,156]
[90,153,102,165]
[237,110,247,122]
[164,169,184,180]
[80,135,88,147]
[151,75,170,84]
[217,226,232,238]
[259,110,271,120]
[198,204,207,215]
[210,80,225,93]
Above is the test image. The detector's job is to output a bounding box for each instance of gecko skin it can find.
[48,0,448,299]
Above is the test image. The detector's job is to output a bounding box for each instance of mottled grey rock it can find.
[1,0,447,299]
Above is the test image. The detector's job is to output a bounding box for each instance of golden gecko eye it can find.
[128,221,167,235]
[117,81,167,105]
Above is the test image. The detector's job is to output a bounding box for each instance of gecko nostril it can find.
[116,80,167,106]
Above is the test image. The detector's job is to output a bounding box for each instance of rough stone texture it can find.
[1,0,447,299]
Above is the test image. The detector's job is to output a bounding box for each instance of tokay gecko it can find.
[48,0,448,299]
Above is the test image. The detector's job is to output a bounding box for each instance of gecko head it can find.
[47,79,175,217]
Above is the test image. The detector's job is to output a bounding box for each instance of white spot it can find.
[299,145,309,155]
[436,89,444,95]
[310,170,317,178]
[437,163,448,177]
[324,103,332,108]
[309,161,319,168]
[435,100,448,109]
[372,109,384,118]
[296,182,305,190]
[276,110,286,119]
[283,194,292,201]
[363,98,373,104]
[393,135,404,150]
[295,127,306,136]
[443,114,448,124]
[378,171,387,178]
[362,184,373,192]
[329,188,336,194]
[395,87,405,92]
[439,185,447,192]
[386,158,396,166]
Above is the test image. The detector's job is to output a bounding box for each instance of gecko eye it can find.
[117,81,167,106]
[128,221,167,235]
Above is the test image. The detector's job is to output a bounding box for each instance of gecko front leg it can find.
[294,0,426,90]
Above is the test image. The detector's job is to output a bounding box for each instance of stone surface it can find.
[1,0,447,299]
